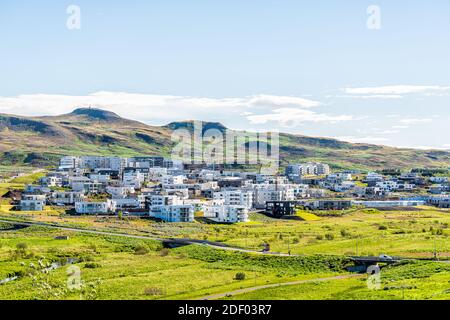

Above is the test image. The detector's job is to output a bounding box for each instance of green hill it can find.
[0,108,449,171]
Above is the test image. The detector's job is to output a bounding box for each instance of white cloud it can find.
[337,94,403,99]
[392,125,409,129]
[378,130,399,134]
[344,85,450,95]
[335,136,390,144]
[0,91,322,124]
[246,108,353,126]
[399,118,433,125]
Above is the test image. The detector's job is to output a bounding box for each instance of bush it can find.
[316,235,324,240]
[84,262,101,269]
[378,225,388,230]
[144,287,165,296]
[134,245,149,255]
[159,248,170,257]
[235,272,246,280]
[16,243,28,251]
[325,233,335,240]
[340,229,351,237]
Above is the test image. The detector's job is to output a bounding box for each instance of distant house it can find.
[74,200,116,215]
[203,202,249,223]
[149,205,194,222]
[305,200,352,211]
[213,190,254,209]
[20,194,46,211]
[428,196,450,208]
[265,201,297,217]
[50,192,85,205]
[353,200,425,208]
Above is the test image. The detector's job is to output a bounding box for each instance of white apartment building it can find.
[113,198,142,210]
[203,202,249,223]
[149,194,184,206]
[122,171,145,188]
[50,192,85,205]
[213,190,254,209]
[20,195,46,211]
[149,205,194,222]
[252,184,296,208]
[286,162,330,176]
[75,200,116,215]
[366,172,384,182]
[59,156,80,170]
[106,186,135,198]
[160,175,186,185]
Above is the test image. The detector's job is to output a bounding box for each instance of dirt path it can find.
[197,274,365,300]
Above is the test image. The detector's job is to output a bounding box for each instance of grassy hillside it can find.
[1,107,449,170]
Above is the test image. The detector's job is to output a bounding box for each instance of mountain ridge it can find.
[0,108,449,170]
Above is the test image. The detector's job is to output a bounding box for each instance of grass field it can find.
[1,172,450,300]
[223,261,450,300]
[0,225,349,300]
[3,206,448,259]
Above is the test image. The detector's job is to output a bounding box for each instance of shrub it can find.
[378,225,388,230]
[340,229,351,237]
[144,287,164,296]
[325,233,335,240]
[235,272,246,280]
[159,248,170,257]
[134,245,149,255]
[84,262,101,269]
[16,243,28,251]
[316,235,324,240]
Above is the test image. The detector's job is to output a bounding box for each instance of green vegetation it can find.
[224,261,450,300]
[0,225,346,300]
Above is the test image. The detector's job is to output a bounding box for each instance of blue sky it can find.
[0,1,449,149]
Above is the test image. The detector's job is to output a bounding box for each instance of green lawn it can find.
[224,261,450,300]
[0,225,348,300]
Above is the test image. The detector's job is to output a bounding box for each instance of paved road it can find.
[197,274,365,300]
[0,218,287,255]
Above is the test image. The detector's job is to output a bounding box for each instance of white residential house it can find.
[113,197,142,210]
[149,194,184,206]
[213,190,254,209]
[203,201,249,223]
[365,172,384,182]
[149,204,194,222]
[430,177,448,183]
[59,156,80,170]
[122,171,145,188]
[75,200,116,215]
[20,194,46,211]
[106,186,135,198]
[89,173,111,183]
[160,175,186,185]
[40,175,63,187]
[50,192,85,205]
[286,162,330,176]
[252,184,296,208]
